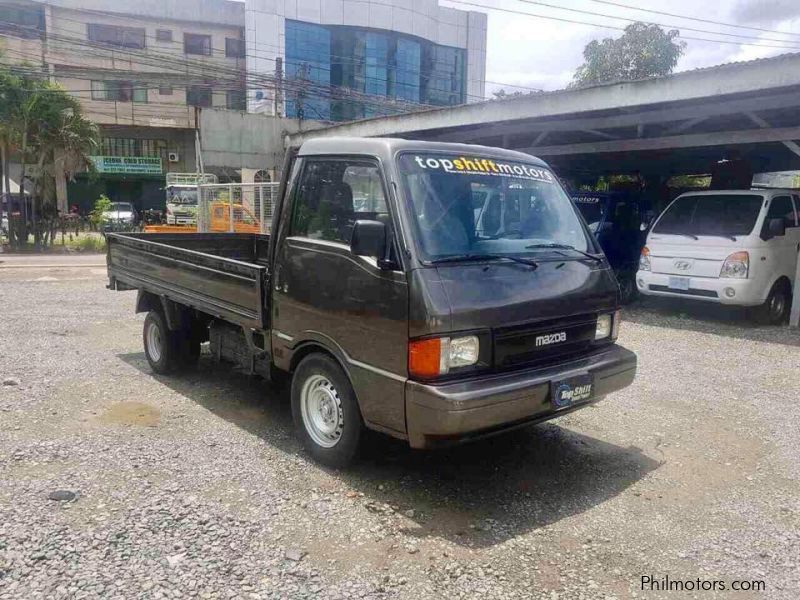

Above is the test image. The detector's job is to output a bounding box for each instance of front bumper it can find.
[636,271,764,305]
[405,344,637,449]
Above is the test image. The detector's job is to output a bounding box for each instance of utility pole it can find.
[296,62,309,126]
[274,57,283,117]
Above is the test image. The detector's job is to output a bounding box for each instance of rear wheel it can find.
[752,280,791,325]
[143,310,181,374]
[291,354,362,468]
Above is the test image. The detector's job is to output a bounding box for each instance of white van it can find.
[637,189,799,324]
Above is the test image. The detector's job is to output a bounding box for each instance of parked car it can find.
[102,202,138,232]
[573,191,649,303]
[107,138,637,467]
[637,189,799,324]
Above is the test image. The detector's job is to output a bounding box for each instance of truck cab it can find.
[164,173,218,226]
[108,138,637,467]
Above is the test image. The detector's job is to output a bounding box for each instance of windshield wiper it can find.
[431,254,538,269]
[705,234,738,242]
[524,243,603,263]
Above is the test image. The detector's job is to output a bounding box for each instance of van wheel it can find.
[752,281,791,325]
[143,310,181,374]
[291,354,362,468]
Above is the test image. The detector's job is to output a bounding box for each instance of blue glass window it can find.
[395,38,421,103]
[285,21,331,120]
[284,20,465,122]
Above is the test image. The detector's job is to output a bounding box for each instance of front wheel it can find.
[751,281,791,325]
[291,354,362,468]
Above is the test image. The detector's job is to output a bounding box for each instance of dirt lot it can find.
[1,256,798,599]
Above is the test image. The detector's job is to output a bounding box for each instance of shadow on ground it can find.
[119,351,659,548]
[624,297,800,347]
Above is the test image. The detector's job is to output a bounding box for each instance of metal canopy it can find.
[288,53,800,179]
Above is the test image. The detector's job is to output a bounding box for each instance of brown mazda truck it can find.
[107,138,637,467]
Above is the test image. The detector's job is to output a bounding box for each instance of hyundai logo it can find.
[674,260,692,271]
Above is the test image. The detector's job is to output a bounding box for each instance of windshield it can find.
[109,203,133,212]
[653,194,764,237]
[572,195,606,232]
[167,188,198,205]
[398,153,590,261]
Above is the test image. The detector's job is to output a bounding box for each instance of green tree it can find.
[90,194,112,229]
[0,65,98,248]
[492,88,528,100]
[572,23,686,88]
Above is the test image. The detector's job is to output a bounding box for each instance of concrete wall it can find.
[198,108,320,176]
[44,2,245,127]
[245,0,487,113]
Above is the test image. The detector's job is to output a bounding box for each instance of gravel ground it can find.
[1,259,798,599]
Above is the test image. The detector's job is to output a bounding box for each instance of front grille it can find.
[494,313,598,370]
[649,285,718,298]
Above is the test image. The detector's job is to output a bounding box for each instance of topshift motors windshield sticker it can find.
[411,155,555,183]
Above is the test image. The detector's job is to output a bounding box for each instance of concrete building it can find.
[244,0,487,120]
[0,0,488,212]
[0,0,247,211]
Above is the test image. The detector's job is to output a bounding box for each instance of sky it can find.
[439,0,800,95]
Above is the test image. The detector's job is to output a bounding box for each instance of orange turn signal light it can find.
[408,338,442,379]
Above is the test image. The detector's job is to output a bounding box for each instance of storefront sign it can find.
[91,156,163,175]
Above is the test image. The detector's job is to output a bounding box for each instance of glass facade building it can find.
[284,20,466,122]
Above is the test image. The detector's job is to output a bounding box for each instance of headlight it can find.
[408,335,479,378]
[720,251,749,279]
[639,246,651,271]
[595,314,612,340]
[595,311,620,342]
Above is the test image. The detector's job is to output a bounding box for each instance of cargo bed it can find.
[106,233,270,330]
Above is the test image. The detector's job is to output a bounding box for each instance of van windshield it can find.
[653,194,764,237]
[398,153,590,261]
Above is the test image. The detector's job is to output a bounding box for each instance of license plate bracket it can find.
[668,276,690,291]
[551,373,594,409]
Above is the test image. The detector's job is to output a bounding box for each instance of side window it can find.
[291,160,386,244]
[766,196,795,229]
[343,165,387,216]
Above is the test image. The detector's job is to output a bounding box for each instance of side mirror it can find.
[351,219,387,261]
[765,217,786,240]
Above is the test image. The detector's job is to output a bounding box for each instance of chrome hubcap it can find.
[146,321,163,362]
[300,375,344,448]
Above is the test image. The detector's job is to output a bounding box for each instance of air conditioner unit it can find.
[168,152,180,163]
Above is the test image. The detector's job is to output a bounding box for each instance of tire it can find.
[291,354,362,468]
[751,280,791,325]
[143,310,181,374]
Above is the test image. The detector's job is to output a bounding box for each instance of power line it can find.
[0,5,494,99]
[446,0,800,50]
[585,0,800,38]
[514,0,800,45]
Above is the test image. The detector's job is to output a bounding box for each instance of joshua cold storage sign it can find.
[91,156,163,175]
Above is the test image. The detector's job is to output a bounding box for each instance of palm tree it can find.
[11,76,98,248]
